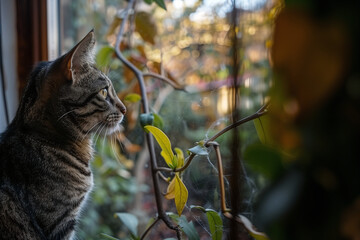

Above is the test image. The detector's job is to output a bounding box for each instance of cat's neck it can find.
[73,137,94,162]
[17,122,95,163]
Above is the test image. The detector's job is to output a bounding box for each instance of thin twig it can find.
[207,141,231,213]
[152,103,271,174]
[155,153,196,173]
[173,153,196,172]
[139,217,160,240]
[173,103,270,173]
[205,102,270,146]
[156,167,173,172]
[143,72,185,91]
[157,171,169,182]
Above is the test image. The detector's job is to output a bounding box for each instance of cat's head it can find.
[17,30,126,141]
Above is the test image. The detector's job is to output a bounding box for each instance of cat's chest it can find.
[42,146,94,195]
[29,147,94,232]
[28,140,93,202]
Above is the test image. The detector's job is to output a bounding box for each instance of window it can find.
[55,1,274,239]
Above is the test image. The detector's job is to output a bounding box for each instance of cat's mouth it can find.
[104,113,124,135]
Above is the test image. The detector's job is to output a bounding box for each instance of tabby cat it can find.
[0,30,126,239]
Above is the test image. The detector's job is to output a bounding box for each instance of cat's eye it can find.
[99,88,108,98]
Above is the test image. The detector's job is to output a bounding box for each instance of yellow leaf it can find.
[174,147,184,168]
[174,174,188,216]
[165,177,176,200]
[144,125,174,167]
[161,151,173,168]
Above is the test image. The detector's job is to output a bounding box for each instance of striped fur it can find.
[0,30,126,240]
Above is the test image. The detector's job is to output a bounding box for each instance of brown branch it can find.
[139,217,160,240]
[206,141,231,213]
[208,142,269,240]
[157,171,169,182]
[156,153,196,173]
[173,102,270,173]
[173,153,196,172]
[155,167,173,172]
[114,1,181,238]
[205,102,270,146]
[155,103,270,175]
[143,72,185,91]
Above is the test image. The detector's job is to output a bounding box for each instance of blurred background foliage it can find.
[58,0,279,239]
[59,0,360,239]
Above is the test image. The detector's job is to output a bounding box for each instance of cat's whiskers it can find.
[91,123,103,145]
[117,131,126,153]
[57,109,76,122]
[110,133,121,164]
[86,122,103,144]
[78,121,102,142]
[94,122,106,145]
[102,127,109,148]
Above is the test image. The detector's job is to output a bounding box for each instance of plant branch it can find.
[143,72,185,91]
[155,153,196,173]
[173,153,196,172]
[157,171,169,182]
[205,102,270,146]
[172,102,270,173]
[206,141,231,213]
[114,1,181,238]
[139,217,160,240]
[156,167,173,172]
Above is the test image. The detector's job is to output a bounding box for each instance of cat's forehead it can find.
[74,66,110,88]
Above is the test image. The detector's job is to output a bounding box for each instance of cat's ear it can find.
[63,29,95,82]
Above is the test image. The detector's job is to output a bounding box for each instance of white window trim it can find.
[0,0,18,132]
[47,0,60,60]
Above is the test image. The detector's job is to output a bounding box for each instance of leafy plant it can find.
[84,0,278,238]
[190,206,223,240]
[144,125,188,216]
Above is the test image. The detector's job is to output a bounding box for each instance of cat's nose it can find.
[116,101,126,115]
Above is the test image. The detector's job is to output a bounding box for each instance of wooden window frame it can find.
[16,0,48,97]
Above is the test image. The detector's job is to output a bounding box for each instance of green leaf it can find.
[238,214,270,240]
[190,205,206,213]
[244,143,284,180]
[140,113,154,127]
[153,112,164,129]
[188,145,208,156]
[189,207,223,240]
[144,125,174,167]
[174,174,188,216]
[154,0,167,10]
[253,115,271,144]
[174,147,184,168]
[124,93,141,103]
[205,210,223,240]
[172,154,179,169]
[168,214,200,240]
[135,12,157,45]
[144,0,153,4]
[115,213,138,236]
[178,216,200,240]
[96,46,115,69]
